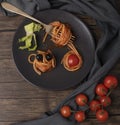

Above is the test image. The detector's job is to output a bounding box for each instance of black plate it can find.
[13,9,95,90]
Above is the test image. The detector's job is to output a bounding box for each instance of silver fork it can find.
[1,2,53,34]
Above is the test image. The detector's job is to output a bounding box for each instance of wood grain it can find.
[0,13,24,31]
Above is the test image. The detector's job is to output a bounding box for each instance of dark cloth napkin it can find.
[0,0,120,125]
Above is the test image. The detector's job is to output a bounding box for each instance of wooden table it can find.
[0,2,120,125]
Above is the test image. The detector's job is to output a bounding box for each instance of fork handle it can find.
[1,2,47,27]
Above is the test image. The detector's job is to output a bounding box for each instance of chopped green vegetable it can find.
[18,22,42,51]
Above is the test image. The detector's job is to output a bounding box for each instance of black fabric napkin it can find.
[0,0,120,125]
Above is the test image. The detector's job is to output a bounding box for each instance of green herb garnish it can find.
[19,22,42,51]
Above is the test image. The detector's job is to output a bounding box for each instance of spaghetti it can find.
[50,21,74,46]
[28,50,56,75]
[43,21,75,47]
[43,21,83,71]
[61,50,83,71]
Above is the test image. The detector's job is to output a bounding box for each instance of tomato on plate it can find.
[68,54,80,67]
[60,105,71,118]
[74,111,86,122]
[95,83,108,96]
[104,75,118,89]
[75,93,88,106]
[96,109,109,122]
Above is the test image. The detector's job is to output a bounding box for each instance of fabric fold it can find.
[15,113,75,125]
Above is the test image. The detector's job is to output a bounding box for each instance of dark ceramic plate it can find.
[13,9,95,90]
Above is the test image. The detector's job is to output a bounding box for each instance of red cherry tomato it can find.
[96,109,109,122]
[60,105,71,118]
[68,54,79,67]
[99,96,111,107]
[104,75,118,89]
[74,111,86,122]
[95,83,108,96]
[75,94,88,106]
[89,100,101,112]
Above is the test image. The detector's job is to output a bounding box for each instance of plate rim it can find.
[12,9,95,90]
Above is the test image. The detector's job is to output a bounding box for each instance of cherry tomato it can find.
[75,94,88,106]
[60,105,71,118]
[68,54,79,67]
[74,111,86,122]
[96,109,109,122]
[89,100,101,112]
[99,96,111,107]
[95,83,108,96]
[104,75,118,89]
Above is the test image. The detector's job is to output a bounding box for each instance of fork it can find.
[1,2,53,34]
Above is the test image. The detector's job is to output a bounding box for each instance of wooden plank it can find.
[0,118,120,125]
[0,113,119,124]
[0,80,71,99]
[0,122,13,125]
[0,99,57,113]
[0,32,14,59]
[0,59,24,82]
[0,112,43,122]
[0,81,119,114]
[0,81,72,99]
[0,13,24,30]
[0,94,119,114]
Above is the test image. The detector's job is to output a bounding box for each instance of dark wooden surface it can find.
[0,2,120,125]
